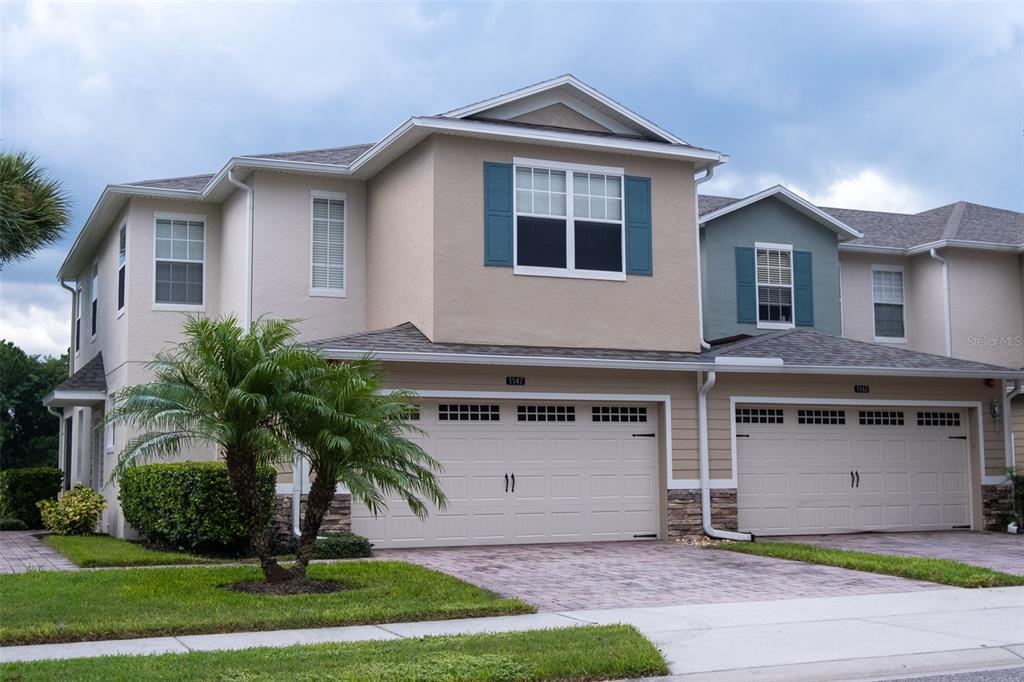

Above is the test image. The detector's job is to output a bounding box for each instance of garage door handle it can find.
[855,471,860,488]
[505,473,509,493]
[632,433,656,438]
[948,436,967,440]
[511,473,515,493]
[851,471,855,488]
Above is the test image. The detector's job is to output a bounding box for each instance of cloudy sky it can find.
[1,1,1021,356]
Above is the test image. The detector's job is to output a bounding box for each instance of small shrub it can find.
[313,532,373,559]
[271,532,372,559]
[37,484,106,535]
[0,467,62,528]
[1008,467,1024,527]
[119,461,275,553]
[0,517,28,531]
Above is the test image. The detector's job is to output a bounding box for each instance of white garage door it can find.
[353,399,660,548]
[737,405,971,535]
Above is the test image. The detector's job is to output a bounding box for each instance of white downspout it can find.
[291,451,303,538]
[227,170,254,328]
[694,167,715,350]
[929,248,952,356]
[59,278,76,373]
[1007,380,1021,467]
[698,371,752,541]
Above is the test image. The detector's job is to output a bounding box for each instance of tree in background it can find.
[0,151,71,268]
[0,341,68,469]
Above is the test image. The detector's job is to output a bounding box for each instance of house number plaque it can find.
[854,385,870,393]
[506,376,527,386]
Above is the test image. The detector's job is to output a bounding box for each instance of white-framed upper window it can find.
[310,191,346,297]
[117,223,127,315]
[513,157,625,281]
[90,261,99,338]
[74,282,82,354]
[872,265,906,342]
[755,242,793,329]
[153,213,205,309]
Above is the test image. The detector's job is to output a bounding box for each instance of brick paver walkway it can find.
[776,531,1024,576]
[0,531,78,573]
[377,541,936,611]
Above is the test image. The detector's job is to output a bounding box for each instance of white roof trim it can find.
[315,348,1022,379]
[700,185,864,240]
[42,389,107,406]
[839,239,1024,256]
[441,74,687,146]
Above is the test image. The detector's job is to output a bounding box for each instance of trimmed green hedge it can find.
[0,467,62,529]
[119,462,275,553]
[276,531,373,559]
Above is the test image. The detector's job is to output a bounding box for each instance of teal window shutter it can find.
[625,176,652,275]
[793,250,814,326]
[483,162,513,266]
[735,247,756,324]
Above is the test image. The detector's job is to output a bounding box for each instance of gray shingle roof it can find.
[698,195,1023,249]
[54,353,106,392]
[711,329,1014,372]
[245,143,373,165]
[308,323,1019,375]
[127,174,214,191]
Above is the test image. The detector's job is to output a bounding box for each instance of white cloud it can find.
[704,167,934,214]
[807,169,934,213]
[0,282,70,357]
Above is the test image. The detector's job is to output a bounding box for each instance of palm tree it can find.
[283,359,446,580]
[0,151,71,268]
[109,316,319,582]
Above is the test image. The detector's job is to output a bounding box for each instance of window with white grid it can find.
[573,173,622,221]
[592,406,648,423]
[756,247,793,325]
[437,404,500,422]
[917,411,961,427]
[798,409,846,425]
[735,408,784,424]
[154,216,204,306]
[311,195,345,293]
[872,268,905,339]
[517,405,576,422]
[859,410,905,426]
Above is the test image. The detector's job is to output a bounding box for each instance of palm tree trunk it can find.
[225,452,291,583]
[291,470,336,579]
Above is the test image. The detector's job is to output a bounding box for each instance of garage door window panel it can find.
[437,404,500,422]
[593,406,647,423]
[736,408,784,424]
[798,409,846,425]
[859,410,905,426]
[516,405,575,422]
[917,411,961,427]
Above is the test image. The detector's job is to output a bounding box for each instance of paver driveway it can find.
[0,531,78,574]
[377,541,937,611]
[776,531,1024,576]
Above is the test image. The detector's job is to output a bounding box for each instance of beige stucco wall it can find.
[509,103,613,133]
[366,138,435,337]
[218,187,248,319]
[430,135,700,351]
[904,253,947,357]
[948,251,1024,369]
[250,170,367,343]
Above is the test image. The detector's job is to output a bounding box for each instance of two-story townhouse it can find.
[46,76,1023,545]
[698,189,1023,499]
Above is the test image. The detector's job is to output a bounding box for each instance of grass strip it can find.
[0,561,533,645]
[716,541,1024,588]
[1,624,667,682]
[43,535,212,568]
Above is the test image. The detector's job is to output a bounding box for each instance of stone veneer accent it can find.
[667,488,738,539]
[981,484,1015,532]
[272,493,352,543]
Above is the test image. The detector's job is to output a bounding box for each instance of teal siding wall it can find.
[700,197,842,339]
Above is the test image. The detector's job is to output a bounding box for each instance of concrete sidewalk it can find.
[3,587,1023,681]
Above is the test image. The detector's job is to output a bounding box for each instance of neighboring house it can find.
[698,189,1023,475]
[46,75,1022,545]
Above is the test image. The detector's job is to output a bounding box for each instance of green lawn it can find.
[0,561,533,645]
[716,541,1024,588]
[43,535,212,567]
[0,625,667,682]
